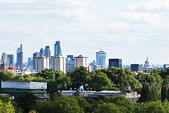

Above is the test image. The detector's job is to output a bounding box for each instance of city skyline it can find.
[1,0,169,65]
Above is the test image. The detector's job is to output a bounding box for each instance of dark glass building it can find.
[39,48,44,57]
[44,46,51,57]
[54,41,62,56]
[109,58,122,68]
[131,64,143,72]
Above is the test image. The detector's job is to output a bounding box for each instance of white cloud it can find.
[126,0,169,11]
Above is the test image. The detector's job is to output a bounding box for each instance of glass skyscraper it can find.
[16,44,23,69]
[7,54,14,68]
[109,59,122,68]
[44,46,51,57]
[54,41,62,56]
[96,50,106,68]
[39,48,44,57]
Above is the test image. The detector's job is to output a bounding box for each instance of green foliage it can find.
[68,66,89,89]
[0,95,15,113]
[99,68,140,90]
[137,73,163,102]
[34,96,84,113]
[0,70,14,81]
[47,75,72,94]
[93,103,122,113]
[161,76,169,101]
[87,71,117,91]
[15,93,38,113]
[134,101,166,113]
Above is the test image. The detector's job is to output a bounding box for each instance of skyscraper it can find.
[54,41,62,56]
[28,57,33,69]
[96,50,106,68]
[109,58,122,68]
[39,48,44,57]
[7,54,14,68]
[44,46,51,57]
[1,52,8,65]
[33,52,40,70]
[16,44,23,69]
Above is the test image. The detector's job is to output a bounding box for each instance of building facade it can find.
[35,57,49,72]
[51,56,66,73]
[1,52,8,65]
[96,50,106,68]
[16,44,23,69]
[39,48,44,57]
[131,64,143,72]
[74,55,88,68]
[66,55,74,73]
[7,54,14,68]
[54,41,62,56]
[109,58,122,68]
[33,52,40,70]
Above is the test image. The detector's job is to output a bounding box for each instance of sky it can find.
[1,0,169,65]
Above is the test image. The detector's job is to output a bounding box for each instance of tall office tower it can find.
[66,55,74,73]
[1,52,8,65]
[16,44,23,69]
[33,52,40,70]
[109,58,122,68]
[28,57,33,69]
[74,55,88,68]
[131,64,143,72]
[35,57,49,72]
[39,48,44,57]
[54,41,62,56]
[44,46,51,57]
[7,54,14,68]
[96,50,106,68]
[51,56,66,73]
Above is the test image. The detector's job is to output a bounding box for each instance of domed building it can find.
[144,57,151,68]
[144,57,152,73]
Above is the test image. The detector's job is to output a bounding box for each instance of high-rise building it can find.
[131,64,143,72]
[44,46,51,57]
[54,41,62,56]
[33,52,40,70]
[96,50,106,68]
[7,54,14,68]
[74,55,88,68]
[39,48,44,57]
[66,55,74,73]
[16,44,23,69]
[35,57,49,72]
[51,56,66,73]
[109,58,122,68]
[1,52,8,65]
[28,57,33,69]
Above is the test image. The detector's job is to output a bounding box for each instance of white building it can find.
[35,57,49,72]
[51,56,66,73]
[74,55,88,68]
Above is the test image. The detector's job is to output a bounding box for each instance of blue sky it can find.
[0,0,169,65]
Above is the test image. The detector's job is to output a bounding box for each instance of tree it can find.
[15,93,38,113]
[34,96,84,113]
[36,69,56,80]
[0,99,15,113]
[99,68,140,90]
[87,71,116,91]
[93,103,122,113]
[68,66,89,89]
[161,76,169,101]
[0,70,14,81]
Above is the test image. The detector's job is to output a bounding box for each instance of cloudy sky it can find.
[1,0,169,65]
